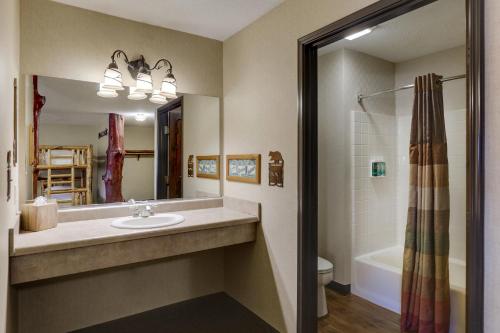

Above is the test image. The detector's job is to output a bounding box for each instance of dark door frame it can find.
[297,0,484,332]
[156,96,183,199]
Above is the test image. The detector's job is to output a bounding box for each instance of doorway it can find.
[297,0,484,332]
[157,97,183,199]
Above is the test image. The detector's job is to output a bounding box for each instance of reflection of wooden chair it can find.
[269,151,284,187]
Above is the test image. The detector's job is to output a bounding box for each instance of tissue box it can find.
[21,200,59,231]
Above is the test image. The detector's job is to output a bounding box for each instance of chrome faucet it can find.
[136,205,155,217]
[128,199,156,218]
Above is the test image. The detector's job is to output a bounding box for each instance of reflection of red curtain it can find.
[33,75,46,166]
[401,73,450,333]
[32,75,46,198]
[102,113,125,203]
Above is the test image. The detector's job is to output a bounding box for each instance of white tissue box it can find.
[21,200,59,232]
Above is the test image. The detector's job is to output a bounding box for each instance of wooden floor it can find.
[319,289,400,333]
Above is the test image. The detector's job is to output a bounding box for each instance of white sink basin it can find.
[111,214,185,229]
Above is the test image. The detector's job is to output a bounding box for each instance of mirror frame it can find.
[297,0,484,332]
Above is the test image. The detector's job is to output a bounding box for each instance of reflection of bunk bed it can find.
[33,145,93,206]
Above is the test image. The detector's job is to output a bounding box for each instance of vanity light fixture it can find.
[345,28,373,40]
[98,50,177,104]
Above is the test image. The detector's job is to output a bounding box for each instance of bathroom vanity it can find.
[9,197,259,285]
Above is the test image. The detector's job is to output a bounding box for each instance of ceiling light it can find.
[149,90,167,104]
[97,83,118,98]
[135,113,147,122]
[127,86,147,100]
[345,28,372,41]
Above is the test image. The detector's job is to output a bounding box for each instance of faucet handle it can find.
[145,205,155,216]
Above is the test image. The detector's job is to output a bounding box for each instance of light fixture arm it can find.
[110,49,130,65]
[151,59,173,71]
[108,50,174,80]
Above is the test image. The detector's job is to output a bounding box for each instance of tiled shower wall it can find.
[345,49,399,258]
[352,111,398,256]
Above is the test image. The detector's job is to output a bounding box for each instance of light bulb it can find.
[149,90,167,104]
[97,83,118,98]
[135,72,153,93]
[127,86,147,100]
[101,64,124,90]
[160,71,177,99]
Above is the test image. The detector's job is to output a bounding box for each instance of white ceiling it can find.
[39,76,157,127]
[319,0,466,63]
[51,0,284,41]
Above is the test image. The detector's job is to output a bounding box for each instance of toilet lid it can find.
[318,257,333,273]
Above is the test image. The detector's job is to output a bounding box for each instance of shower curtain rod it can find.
[357,74,466,103]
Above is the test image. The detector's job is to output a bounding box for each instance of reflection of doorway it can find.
[157,97,183,199]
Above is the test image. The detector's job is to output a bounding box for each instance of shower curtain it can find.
[401,73,450,333]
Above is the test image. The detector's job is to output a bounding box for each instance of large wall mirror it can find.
[23,75,221,207]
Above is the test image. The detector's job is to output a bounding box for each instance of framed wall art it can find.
[226,154,261,184]
[196,155,220,179]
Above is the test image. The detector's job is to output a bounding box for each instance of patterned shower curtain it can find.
[401,73,451,333]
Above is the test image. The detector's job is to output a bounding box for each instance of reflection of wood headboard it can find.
[33,145,93,206]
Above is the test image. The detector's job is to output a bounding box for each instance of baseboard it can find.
[327,281,351,295]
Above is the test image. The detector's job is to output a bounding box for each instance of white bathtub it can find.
[353,246,466,333]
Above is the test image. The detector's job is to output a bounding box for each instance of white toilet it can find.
[317,256,334,317]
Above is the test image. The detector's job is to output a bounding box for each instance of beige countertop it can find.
[13,207,259,257]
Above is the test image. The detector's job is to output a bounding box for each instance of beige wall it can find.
[0,0,20,332]
[485,0,500,332]
[122,125,155,201]
[182,95,221,199]
[20,0,222,98]
[318,49,350,285]
[223,1,379,331]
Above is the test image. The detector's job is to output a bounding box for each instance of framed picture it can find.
[226,154,261,184]
[196,155,220,179]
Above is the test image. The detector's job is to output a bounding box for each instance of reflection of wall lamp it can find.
[98,128,108,139]
[98,50,177,105]
[135,113,147,122]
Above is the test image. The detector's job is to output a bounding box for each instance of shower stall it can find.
[318,45,467,332]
